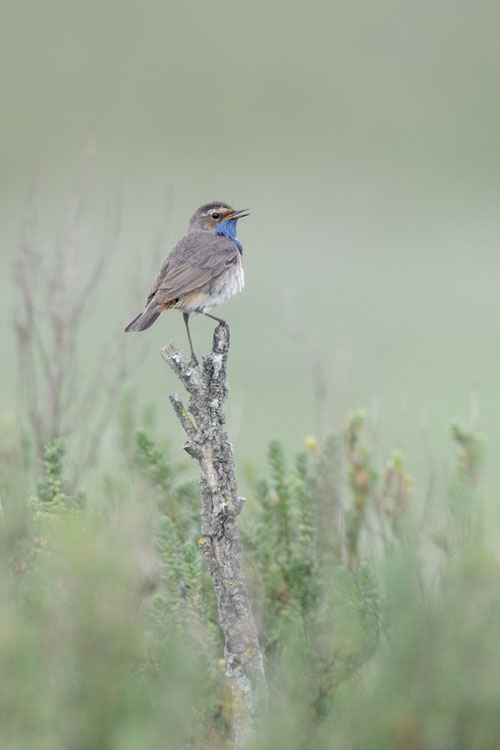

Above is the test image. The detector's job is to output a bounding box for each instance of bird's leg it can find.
[203,312,227,326]
[183,313,199,365]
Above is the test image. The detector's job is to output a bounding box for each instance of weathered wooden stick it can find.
[161,323,266,748]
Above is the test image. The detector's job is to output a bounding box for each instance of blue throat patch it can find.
[216,219,243,254]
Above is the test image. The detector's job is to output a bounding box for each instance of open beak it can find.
[228,208,250,220]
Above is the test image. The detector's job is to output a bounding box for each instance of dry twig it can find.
[13,148,124,480]
[162,324,266,749]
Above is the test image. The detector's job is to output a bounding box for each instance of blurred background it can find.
[2,0,500,487]
[2,3,500,748]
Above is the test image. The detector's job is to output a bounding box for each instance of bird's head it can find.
[189,202,250,232]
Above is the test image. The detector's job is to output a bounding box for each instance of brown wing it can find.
[146,231,239,307]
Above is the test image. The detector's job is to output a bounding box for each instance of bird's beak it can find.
[227,208,250,220]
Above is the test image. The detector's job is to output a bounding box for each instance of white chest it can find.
[177,258,245,315]
[203,261,245,312]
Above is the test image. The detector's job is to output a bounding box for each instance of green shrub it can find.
[0,414,496,749]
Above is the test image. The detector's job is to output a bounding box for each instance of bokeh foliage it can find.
[3,3,500,745]
[1,406,497,749]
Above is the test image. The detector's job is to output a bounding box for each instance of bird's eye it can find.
[211,212,220,219]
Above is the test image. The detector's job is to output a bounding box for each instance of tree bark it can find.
[161,323,266,748]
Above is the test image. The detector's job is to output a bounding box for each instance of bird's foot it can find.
[203,312,227,326]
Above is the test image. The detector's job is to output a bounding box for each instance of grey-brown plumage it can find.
[125,201,249,363]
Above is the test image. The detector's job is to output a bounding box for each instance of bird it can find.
[125,201,249,364]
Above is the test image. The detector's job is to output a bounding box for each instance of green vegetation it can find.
[1,405,497,749]
[3,2,499,746]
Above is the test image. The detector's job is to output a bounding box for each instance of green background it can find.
[2,0,500,490]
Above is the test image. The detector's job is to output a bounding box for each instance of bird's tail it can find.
[124,305,162,332]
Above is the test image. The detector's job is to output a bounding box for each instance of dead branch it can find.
[13,149,124,480]
[161,324,266,750]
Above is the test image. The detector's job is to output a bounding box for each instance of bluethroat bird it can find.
[125,201,249,364]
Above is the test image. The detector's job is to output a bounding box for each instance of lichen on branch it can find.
[161,323,265,749]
